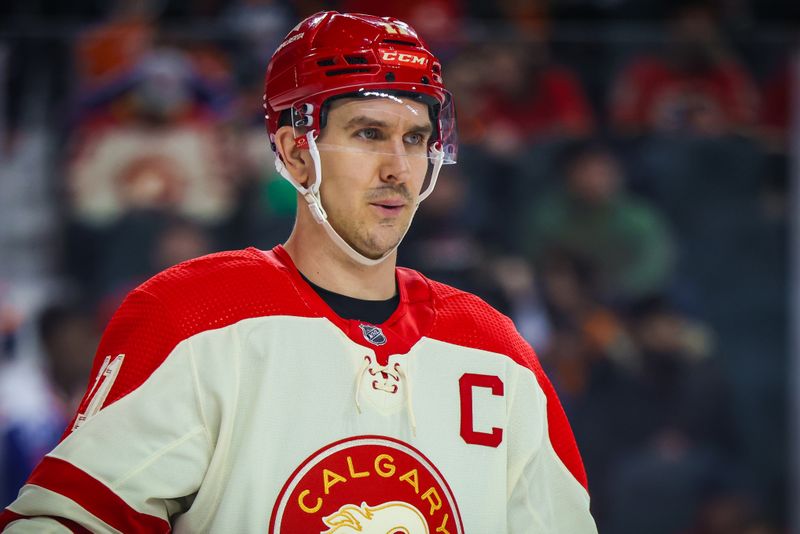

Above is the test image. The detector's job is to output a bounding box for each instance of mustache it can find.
[365,185,413,203]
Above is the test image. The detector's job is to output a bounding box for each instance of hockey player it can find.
[1,12,597,533]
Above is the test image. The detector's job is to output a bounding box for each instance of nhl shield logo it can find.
[359,324,387,346]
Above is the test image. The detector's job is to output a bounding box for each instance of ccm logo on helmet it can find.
[274,32,305,54]
[378,48,429,69]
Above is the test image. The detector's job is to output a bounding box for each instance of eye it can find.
[355,128,382,140]
[403,132,426,145]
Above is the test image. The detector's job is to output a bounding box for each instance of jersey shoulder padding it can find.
[65,248,310,437]
[424,277,538,371]
[139,247,313,333]
[422,276,589,491]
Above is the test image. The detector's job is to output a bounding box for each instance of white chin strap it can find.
[275,131,445,266]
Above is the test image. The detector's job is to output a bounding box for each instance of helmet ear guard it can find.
[291,103,315,128]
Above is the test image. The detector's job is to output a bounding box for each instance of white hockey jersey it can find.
[1,246,597,533]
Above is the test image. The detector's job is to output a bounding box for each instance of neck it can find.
[283,223,398,301]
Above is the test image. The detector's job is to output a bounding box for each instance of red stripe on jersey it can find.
[426,280,589,491]
[0,510,101,533]
[55,516,94,533]
[0,510,25,529]
[17,456,171,533]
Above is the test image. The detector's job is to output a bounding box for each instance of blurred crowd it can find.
[0,0,793,532]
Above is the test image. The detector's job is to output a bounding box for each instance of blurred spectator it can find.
[68,48,236,228]
[488,256,552,350]
[0,303,98,507]
[610,1,759,136]
[479,40,594,156]
[223,0,293,86]
[75,0,159,89]
[623,297,731,451]
[439,49,492,146]
[401,166,508,307]
[522,141,675,303]
[152,217,214,273]
[493,0,549,34]
[575,294,735,532]
[537,250,633,362]
[84,212,214,310]
[613,295,743,533]
[209,80,298,251]
[532,250,636,528]
[339,0,464,53]
[64,47,238,301]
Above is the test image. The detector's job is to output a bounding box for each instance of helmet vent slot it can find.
[317,58,336,66]
[382,39,417,46]
[325,67,371,76]
[345,55,368,65]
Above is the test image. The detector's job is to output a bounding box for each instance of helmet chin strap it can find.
[275,131,445,267]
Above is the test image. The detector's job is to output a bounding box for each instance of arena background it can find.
[0,1,795,532]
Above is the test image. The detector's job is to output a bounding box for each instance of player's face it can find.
[314,97,432,260]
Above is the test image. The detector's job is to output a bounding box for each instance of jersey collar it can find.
[267,245,436,365]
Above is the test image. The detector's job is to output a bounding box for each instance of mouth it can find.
[369,199,406,216]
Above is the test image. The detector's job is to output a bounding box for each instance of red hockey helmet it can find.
[263,11,456,164]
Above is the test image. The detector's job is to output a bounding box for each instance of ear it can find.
[274,126,314,187]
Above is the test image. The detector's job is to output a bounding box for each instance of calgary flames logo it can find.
[269,436,463,534]
[322,501,428,533]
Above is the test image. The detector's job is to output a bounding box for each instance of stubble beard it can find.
[329,208,412,260]
[322,182,418,260]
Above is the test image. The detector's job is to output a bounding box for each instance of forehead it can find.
[326,95,429,126]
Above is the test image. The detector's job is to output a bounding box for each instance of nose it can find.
[378,139,413,183]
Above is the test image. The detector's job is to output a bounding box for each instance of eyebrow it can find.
[343,115,434,135]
